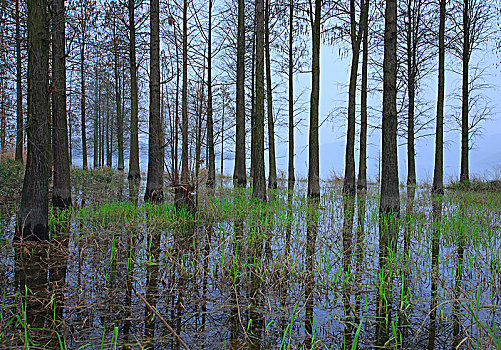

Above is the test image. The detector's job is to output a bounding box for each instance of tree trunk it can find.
[253,0,266,200]
[181,0,190,185]
[15,0,23,162]
[357,0,369,192]
[307,0,321,199]
[406,0,416,185]
[80,35,88,170]
[288,0,295,190]
[265,0,277,189]
[145,0,164,203]
[379,0,400,215]
[93,63,100,168]
[17,0,50,241]
[112,17,124,172]
[460,0,469,184]
[207,0,215,188]
[128,0,140,180]
[52,0,71,209]
[234,0,247,188]
[432,0,445,194]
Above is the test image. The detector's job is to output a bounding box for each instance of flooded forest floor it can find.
[1,160,501,349]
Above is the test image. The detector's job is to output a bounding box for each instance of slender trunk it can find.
[181,0,189,184]
[288,0,295,189]
[15,0,23,161]
[17,0,50,241]
[406,1,416,185]
[380,0,400,215]
[106,93,111,167]
[234,0,247,187]
[357,0,369,191]
[265,0,277,189]
[52,0,71,209]
[460,0,469,184]
[145,0,164,202]
[128,0,140,179]
[250,22,256,180]
[113,17,124,172]
[307,0,321,199]
[207,0,215,188]
[432,0,445,194]
[252,0,266,200]
[80,34,87,170]
[94,62,99,168]
[174,25,180,184]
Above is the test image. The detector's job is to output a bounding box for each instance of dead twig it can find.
[133,288,190,350]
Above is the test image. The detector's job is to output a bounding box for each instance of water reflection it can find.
[453,199,466,348]
[428,194,442,349]
[304,199,319,349]
[353,190,367,337]
[342,193,356,348]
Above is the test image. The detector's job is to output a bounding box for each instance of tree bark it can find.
[432,0,445,194]
[15,0,23,162]
[307,0,321,199]
[52,0,72,209]
[460,0,469,184]
[265,0,277,189]
[128,0,140,180]
[207,0,215,188]
[145,0,164,202]
[234,0,247,188]
[17,0,50,241]
[380,0,400,215]
[252,0,267,200]
[288,0,295,190]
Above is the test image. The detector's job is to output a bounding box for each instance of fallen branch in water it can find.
[134,288,190,350]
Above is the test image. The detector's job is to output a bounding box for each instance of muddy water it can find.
[0,180,500,349]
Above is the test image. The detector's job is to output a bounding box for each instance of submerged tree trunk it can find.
[460,0,469,184]
[406,0,416,185]
[344,0,367,195]
[128,0,140,180]
[357,1,369,191]
[380,0,400,215]
[288,0,295,190]
[80,34,88,170]
[181,0,189,185]
[265,0,277,189]
[52,0,71,209]
[432,0,445,194]
[145,0,164,203]
[234,0,247,188]
[207,0,215,188]
[15,0,23,162]
[307,0,321,199]
[17,0,50,241]
[252,0,266,200]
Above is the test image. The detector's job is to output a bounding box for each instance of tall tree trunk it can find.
[288,0,295,189]
[207,0,215,188]
[432,0,445,194]
[128,0,140,180]
[460,0,469,184]
[145,0,164,202]
[106,93,111,167]
[52,0,71,209]
[17,0,50,241]
[252,0,266,200]
[93,62,100,169]
[112,18,124,172]
[15,0,23,162]
[307,0,321,199]
[357,0,369,192]
[80,34,88,170]
[234,0,247,187]
[250,24,256,179]
[181,0,190,184]
[265,0,277,189]
[406,1,416,185]
[380,0,400,214]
